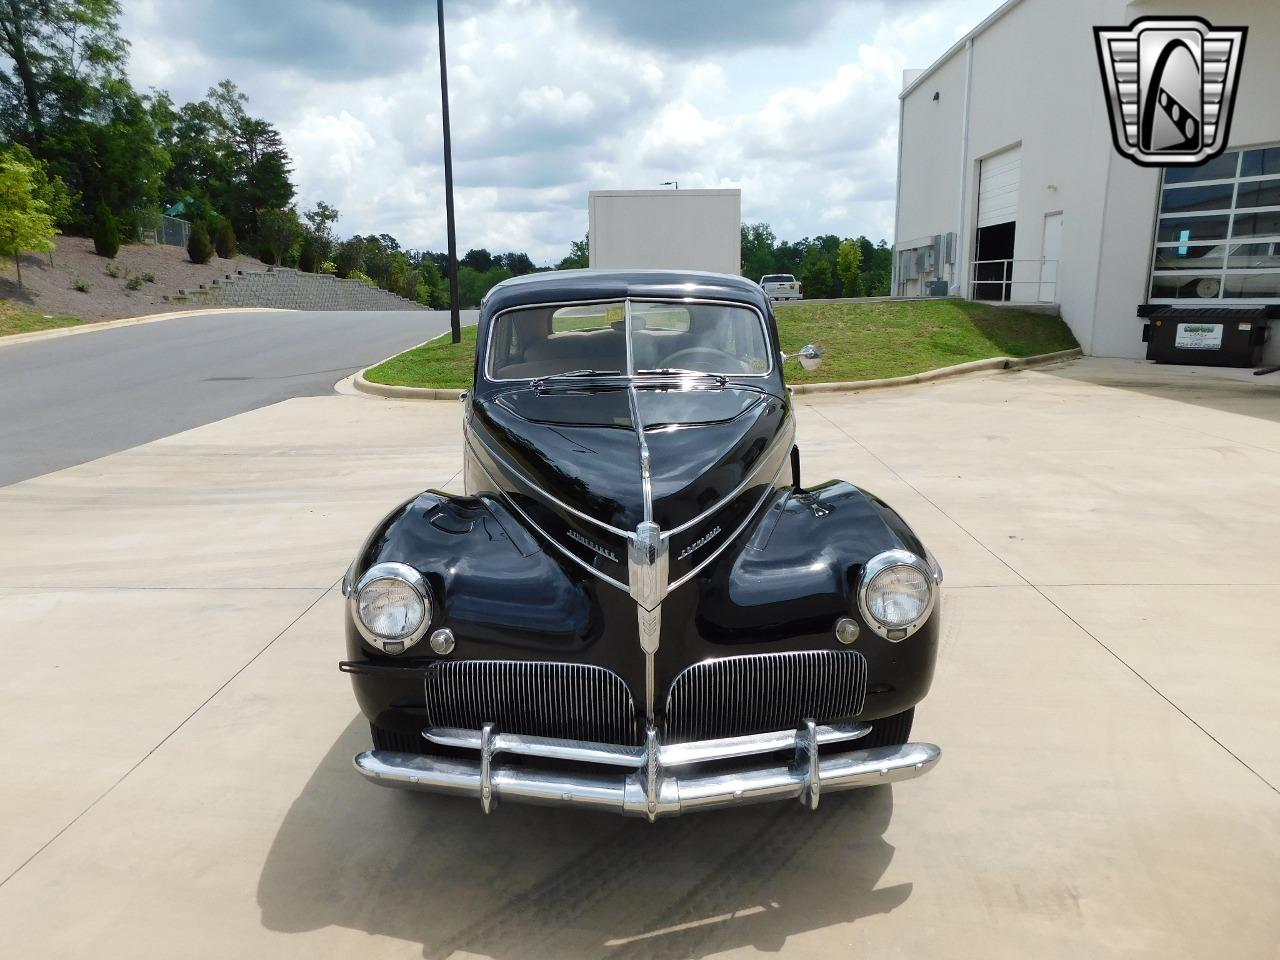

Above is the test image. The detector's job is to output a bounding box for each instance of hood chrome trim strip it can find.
[668,432,793,593]
[465,432,629,594]
[466,422,632,539]
[661,419,794,540]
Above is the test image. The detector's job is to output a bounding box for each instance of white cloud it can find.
[120,0,996,261]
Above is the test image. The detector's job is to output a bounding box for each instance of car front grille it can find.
[663,651,868,743]
[425,660,640,745]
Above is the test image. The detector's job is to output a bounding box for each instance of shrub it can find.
[72,278,89,292]
[187,220,214,264]
[348,270,377,287]
[140,271,156,283]
[104,263,122,278]
[125,275,143,290]
[319,260,337,275]
[298,234,318,273]
[213,220,237,259]
[92,202,120,258]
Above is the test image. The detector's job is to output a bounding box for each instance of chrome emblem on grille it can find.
[678,525,722,561]
[567,528,619,563]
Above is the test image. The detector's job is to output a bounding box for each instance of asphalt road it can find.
[0,309,473,486]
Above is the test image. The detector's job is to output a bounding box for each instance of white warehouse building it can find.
[894,0,1280,364]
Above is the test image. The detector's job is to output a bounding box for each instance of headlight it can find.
[857,550,936,641]
[351,562,432,653]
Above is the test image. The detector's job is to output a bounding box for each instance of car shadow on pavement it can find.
[258,716,909,959]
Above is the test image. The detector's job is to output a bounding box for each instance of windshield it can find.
[487,300,772,381]
[761,275,793,284]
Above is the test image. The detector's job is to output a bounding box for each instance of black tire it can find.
[859,708,914,749]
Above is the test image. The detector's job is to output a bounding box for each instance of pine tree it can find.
[214,220,237,259]
[187,220,214,264]
[298,234,318,272]
[93,202,120,258]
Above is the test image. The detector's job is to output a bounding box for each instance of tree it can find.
[556,233,589,270]
[798,246,833,301]
[197,81,294,240]
[214,218,237,259]
[0,156,57,286]
[334,236,365,278]
[740,222,777,281]
[297,233,318,272]
[1,144,75,227]
[497,251,535,275]
[257,206,299,265]
[186,219,213,264]
[0,0,129,142]
[461,247,493,273]
[301,200,338,265]
[91,199,117,256]
[836,239,863,297]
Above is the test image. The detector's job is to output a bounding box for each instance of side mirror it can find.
[784,344,823,372]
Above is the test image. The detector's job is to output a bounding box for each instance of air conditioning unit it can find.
[926,280,950,297]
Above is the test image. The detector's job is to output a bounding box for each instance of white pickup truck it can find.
[760,274,802,301]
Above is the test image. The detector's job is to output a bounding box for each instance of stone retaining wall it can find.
[162,266,425,311]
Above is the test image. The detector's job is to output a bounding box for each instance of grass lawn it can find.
[0,299,87,338]
[362,299,1079,390]
[774,299,1078,385]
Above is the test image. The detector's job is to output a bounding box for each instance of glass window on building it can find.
[1149,145,1280,302]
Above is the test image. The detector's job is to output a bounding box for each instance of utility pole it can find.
[436,0,461,343]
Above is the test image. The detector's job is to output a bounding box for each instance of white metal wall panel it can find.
[977,146,1022,228]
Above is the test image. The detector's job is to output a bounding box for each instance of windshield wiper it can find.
[635,368,728,385]
[532,369,625,389]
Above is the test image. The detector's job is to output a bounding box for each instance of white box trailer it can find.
[588,189,741,275]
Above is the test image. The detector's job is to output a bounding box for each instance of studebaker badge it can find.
[340,269,942,820]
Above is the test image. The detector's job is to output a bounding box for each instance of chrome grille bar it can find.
[664,651,868,743]
[425,660,640,745]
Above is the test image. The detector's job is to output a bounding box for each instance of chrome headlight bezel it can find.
[857,549,938,642]
[350,561,433,653]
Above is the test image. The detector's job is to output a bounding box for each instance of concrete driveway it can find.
[0,358,1277,958]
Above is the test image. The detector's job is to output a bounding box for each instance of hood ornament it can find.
[629,520,668,721]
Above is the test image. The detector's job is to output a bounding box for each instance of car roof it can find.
[481,268,771,318]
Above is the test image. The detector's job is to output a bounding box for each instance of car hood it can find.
[467,383,793,587]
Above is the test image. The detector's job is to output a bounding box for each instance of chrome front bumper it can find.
[353,720,940,820]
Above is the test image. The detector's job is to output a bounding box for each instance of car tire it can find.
[859,708,914,749]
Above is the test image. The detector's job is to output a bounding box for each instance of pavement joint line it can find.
[0,578,339,892]
[1032,590,1278,796]
[805,403,1280,798]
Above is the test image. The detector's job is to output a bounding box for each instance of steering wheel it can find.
[660,347,750,375]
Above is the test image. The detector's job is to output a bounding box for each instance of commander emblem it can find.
[1094,17,1247,167]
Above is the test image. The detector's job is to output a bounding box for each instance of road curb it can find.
[0,306,291,349]
[789,348,1083,395]
[347,347,1083,401]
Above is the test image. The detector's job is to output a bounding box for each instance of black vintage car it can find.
[341,269,941,820]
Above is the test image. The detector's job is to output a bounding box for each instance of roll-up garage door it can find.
[977,146,1022,228]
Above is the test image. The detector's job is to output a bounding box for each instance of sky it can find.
[121,0,995,264]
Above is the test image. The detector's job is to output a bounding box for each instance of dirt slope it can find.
[0,236,261,322]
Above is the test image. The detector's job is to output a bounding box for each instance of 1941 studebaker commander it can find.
[340,269,942,820]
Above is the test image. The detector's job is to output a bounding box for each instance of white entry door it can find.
[1039,213,1063,303]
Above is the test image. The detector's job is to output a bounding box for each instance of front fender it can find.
[344,491,598,662]
[689,480,940,719]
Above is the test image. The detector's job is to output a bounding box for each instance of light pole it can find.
[660,180,679,189]
[436,0,461,343]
